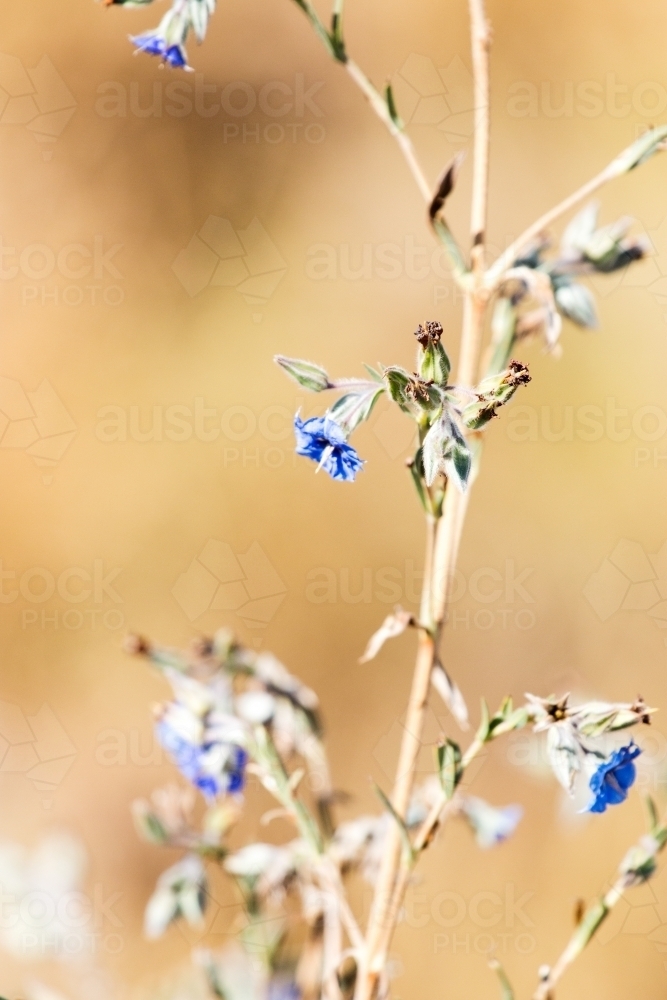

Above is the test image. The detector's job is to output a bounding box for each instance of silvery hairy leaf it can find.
[188,0,216,43]
[431,662,469,730]
[359,608,414,663]
[554,282,598,328]
[274,355,331,392]
[546,724,581,794]
[328,382,385,434]
[422,412,471,490]
[144,854,207,938]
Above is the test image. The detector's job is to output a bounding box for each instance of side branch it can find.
[288,0,431,201]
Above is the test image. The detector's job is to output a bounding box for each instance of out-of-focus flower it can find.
[525,693,652,801]
[293,413,364,482]
[157,713,247,799]
[128,0,217,68]
[225,842,300,908]
[459,796,523,848]
[133,783,196,844]
[131,6,191,68]
[585,742,641,814]
[156,669,249,800]
[144,854,207,938]
[328,815,390,883]
[0,833,88,961]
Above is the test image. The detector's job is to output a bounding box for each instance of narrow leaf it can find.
[489,958,515,1000]
[384,82,403,130]
[359,608,414,663]
[373,783,414,862]
[432,662,469,730]
[608,124,667,175]
[437,738,463,799]
[275,355,331,392]
[429,152,465,221]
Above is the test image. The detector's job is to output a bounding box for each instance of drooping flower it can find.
[130,6,191,68]
[293,413,363,482]
[460,796,523,849]
[131,30,189,68]
[585,742,641,814]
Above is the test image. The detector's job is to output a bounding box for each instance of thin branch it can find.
[355,5,493,997]
[486,126,667,290]
[532,814,667,1000]
[287,0,431,202]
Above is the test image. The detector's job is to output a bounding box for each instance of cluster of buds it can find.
[276,321,531,495]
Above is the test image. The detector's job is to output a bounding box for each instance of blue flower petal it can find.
[156,718,246,799]
[586,742,641,814]
[165,44,189,68]
[131,32,167,56]
[293,413,363,482]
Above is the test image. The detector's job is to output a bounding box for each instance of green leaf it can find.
[446,441,472,492]
[486,296,518,376]
[437,738,463,799]
[383,365,414,413]
[274,355,331,392]
[363,362,385,383]
[489,958,515,1000]
[609,124,667,175]
[475,699,491,742]
[408,450,430,513]
[385,82,403,130]
[328,384,384,433]
[374,783,415,862]
[646,794,660,835]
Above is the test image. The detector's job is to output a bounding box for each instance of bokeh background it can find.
[1,0,667,996]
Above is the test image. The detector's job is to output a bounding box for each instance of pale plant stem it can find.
[356,10,492,993]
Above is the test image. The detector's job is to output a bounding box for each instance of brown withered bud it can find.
[414,320,443,348]
[631,695,652,725]
[506,360,532,386]
[405,375,435,402]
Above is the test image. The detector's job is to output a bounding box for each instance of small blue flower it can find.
[130,31,190,68]
[586,741,641,814]
[294,413,364,482]
[156,719,247,800]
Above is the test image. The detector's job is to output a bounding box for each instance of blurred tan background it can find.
[0,0,666,996]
